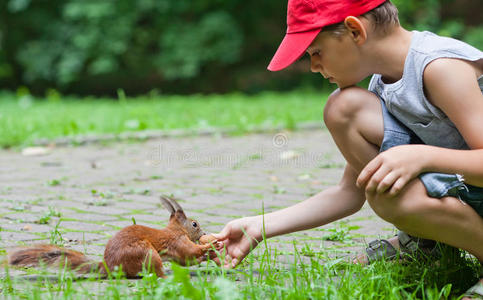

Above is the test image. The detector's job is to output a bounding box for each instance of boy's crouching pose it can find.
[214,0,483,297]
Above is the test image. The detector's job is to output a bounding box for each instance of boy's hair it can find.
[324,0,399,37]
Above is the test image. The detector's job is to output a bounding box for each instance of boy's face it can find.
[306,30,368,89]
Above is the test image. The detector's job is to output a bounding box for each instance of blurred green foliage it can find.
[0,90,327,147]
[0,0,481,95]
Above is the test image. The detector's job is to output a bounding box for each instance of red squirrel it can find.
[8,196,219,278]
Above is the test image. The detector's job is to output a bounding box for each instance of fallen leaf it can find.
[22,147,51,156]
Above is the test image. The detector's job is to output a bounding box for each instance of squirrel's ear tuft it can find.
[160,196,175,215]
[167,197,184,213]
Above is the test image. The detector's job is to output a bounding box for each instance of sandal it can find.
[397,231,444,258]
[365,239,398,264]
[364,231,443,264]
[463,265,483,299]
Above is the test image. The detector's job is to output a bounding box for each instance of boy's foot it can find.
[353,236,399,265]
[355,232,482,299]
[353,231,440,265]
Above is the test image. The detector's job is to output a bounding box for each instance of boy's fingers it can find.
[212,251,233,267]
[376,172,397,194]
[388,177,406,196]
[365,171,382,193]
[216,252,238,269]
[212,229,228,241]
[219,255,235,269]
[213,256,227,266]
[356,170,369,188]
[357,158,382,188]
[213,223,237,240]
[222,262,233,269]
[216,242,224,251]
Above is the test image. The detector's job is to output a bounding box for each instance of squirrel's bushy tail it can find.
[8,244,105,275]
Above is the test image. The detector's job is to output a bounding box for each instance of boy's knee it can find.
[366,181,437,227]
[366,192,401,224]
[323,87,379,131]
[366,191,420,226]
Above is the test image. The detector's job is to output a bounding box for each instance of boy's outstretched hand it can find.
[212,216,262,268]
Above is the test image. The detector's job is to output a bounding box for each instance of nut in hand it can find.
[199,234,217,244]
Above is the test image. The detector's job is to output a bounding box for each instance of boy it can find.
[213,0,483,297]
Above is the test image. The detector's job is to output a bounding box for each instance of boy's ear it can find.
[343,16,367,45]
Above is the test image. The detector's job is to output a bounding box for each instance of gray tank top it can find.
[369,31,483,150]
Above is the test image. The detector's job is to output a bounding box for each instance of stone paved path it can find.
[0,129,393,265]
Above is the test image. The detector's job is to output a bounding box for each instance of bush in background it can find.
[0,0,481,96]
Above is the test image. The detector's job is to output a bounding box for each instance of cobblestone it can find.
[0,129,392,263]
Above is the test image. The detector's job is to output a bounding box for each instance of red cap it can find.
[267,0,386,71]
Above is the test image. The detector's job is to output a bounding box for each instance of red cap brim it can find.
[267,28,322,71]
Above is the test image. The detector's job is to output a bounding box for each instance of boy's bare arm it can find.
[213,164,365,268]
[358,58,483,193]
[421,58,483,185]
[260,164,365,239]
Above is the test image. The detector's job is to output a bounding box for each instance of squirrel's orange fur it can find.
[8,196,217,278]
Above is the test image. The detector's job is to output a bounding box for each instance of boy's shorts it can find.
[379,99,483,217]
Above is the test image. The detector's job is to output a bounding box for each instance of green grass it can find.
[1,212,480,299]
[0,91,328,148]
[1,241,480,299]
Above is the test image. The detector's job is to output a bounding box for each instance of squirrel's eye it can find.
[192,221,197,228]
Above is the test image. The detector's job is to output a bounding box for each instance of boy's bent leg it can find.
[324,87,404,262]
[323,86,479,262]
[324,87,383,172]
[366,179,483,262]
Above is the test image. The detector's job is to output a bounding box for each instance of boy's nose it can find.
[310,59,322,73]
[309,55,322,73]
